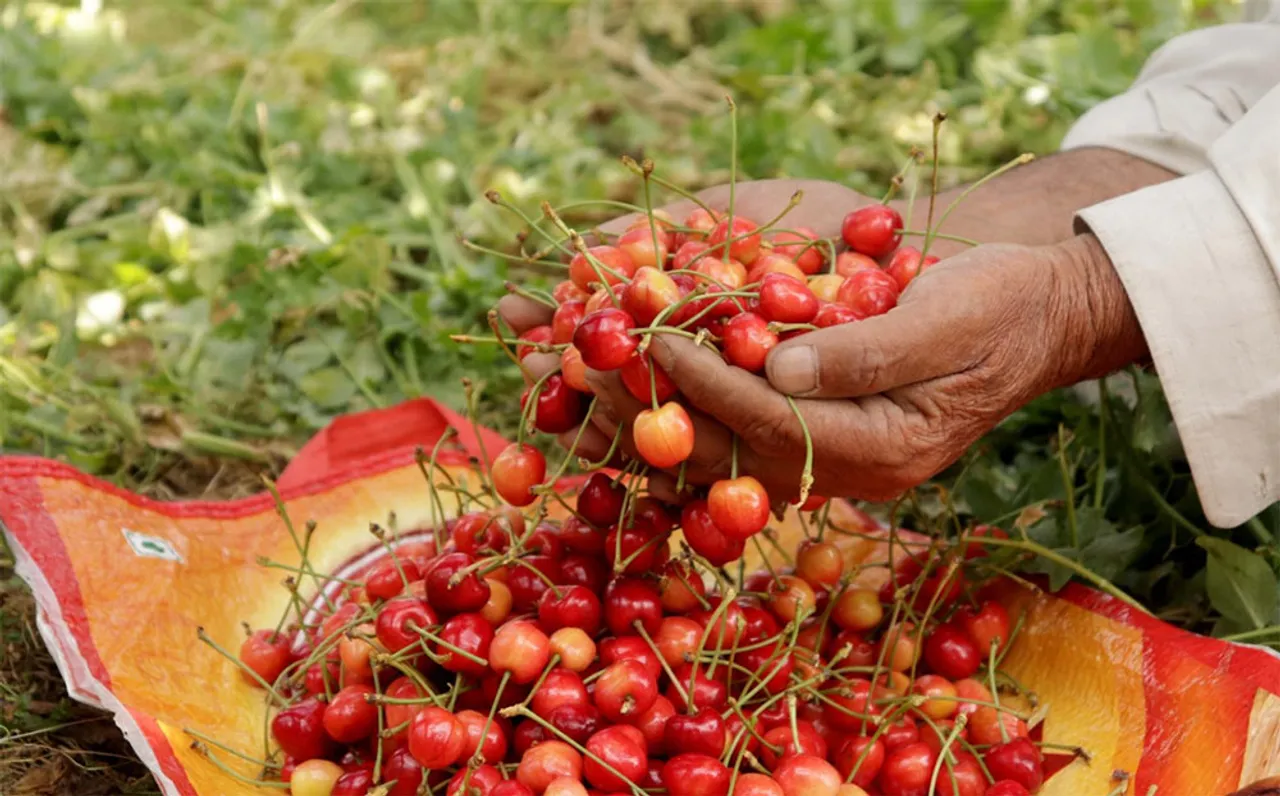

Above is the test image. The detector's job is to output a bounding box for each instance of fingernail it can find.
[767,345,818,395]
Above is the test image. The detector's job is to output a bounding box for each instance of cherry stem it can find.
[517,367,558,447]
[461,238,567,271]
[183,728,279,770]
[188,742,289,790]
[507,556,564,600]
[923,151,1036,260]
[927,713,968,795]
[784,396,814,506]
[196,627,286,706]
[485,190,574,258]
[729,433,740,480]
[416,428,460,539]
[263,480,335,614]
[507,706,647,796]
[919,112,946,262]
[463,379,497,501]
[580,420,624,471]
[409,625,490,668]
[975,536,1148,613]
[631,621,691,708]
[469,670,510,770]
[622,155,716,216]
[725,94,738,263]
[895,229,979,247]
[487,309,537,386]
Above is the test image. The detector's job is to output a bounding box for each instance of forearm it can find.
[893,147,1178,259]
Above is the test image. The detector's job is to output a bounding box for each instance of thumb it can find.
[765,301,976,398]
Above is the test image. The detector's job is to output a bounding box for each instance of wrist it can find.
[1044,232,1150,389]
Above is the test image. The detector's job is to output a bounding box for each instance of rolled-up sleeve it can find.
[1061,4,1280,527]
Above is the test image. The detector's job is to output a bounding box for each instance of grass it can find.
[0,0,1265,791]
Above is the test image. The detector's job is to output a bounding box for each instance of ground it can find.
[0,0,1268,792]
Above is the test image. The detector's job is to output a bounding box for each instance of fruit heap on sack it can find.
[206,120,1078,796]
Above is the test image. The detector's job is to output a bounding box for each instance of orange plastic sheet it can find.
[2,398,1279,795]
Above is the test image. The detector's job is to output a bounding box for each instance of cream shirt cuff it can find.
[1076,172,1280,528]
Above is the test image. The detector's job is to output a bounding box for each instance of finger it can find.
[522,352,560,386]
[557,423,618,465]
[497,293,554,335]
[764,278,982,399]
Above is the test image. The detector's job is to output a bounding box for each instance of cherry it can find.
[561,345,590,392]
[822,679,878,733]
[759,722,827,770]
[547,702,603,746]
[923,625,982,680]
[684,208,723,240]
[812,302,859,328]
[569,245,636,292]
[446,765,502,796]
[451,513,508,557]
[605,524,669,576]
[619,352,677,404]
[622,266,682,325]
[841,205,903,258]
[512,719,547,757]
[322,685,378,744]
[561,552,609,594]
[633,401,695,469]
[531,668,591,718]
[490,620,551,683]
[722,312,779,373]
[837,269,899,319]
[382,677,429,744]
[599,636,663,681]
[658,562,707,614]
[666,663,728,713]
[304,660,339,696]
[573,308,639,371]
[551,300,587,346]
[507,554,563,612]
[594,659,659,722]
[734,773,784,796]
[584,726,648,791]
[985,782,1032,796]
[631,694,676,754]
[554,279,591,303]
[654,616,703,667]
[879,716,921,752]
[708,216,762,264]
[480,578,513,626]
[831,735,885,789]
[523,374,586,435]
[455,709,509,764]
[957,600,1011,657]
[794,541,843,589]
[424,552,489,615]
[408,707,467,769]
[749,252,809,283]
[338,632,376,687]
[516,325,554,361]
[738,603,781,644]
[382,747,424,796]
[771,227,825,274]
[831,588,883,632]
[758,273,820,324]
[517,740,584,793]
[767,575,817,623]
[545,778,590,796]
[434,612,494,677]
[883,246,939,291]
[603,578,664,637]
[539,584,603,635]
[878,742,938,796]
[527,525,565,559]
[240,629,291,687]
[492,781,536,796]
[773,754,842,796]
[577,473,626,529]
[680,500,746,566]
[912,674,959,720]
[833,251,880,278]
[953,678,994,719]
[618,225,670,270]
[663,708,726,758]
[673,240,712,270]
[738,642,794,695]
[549,628,596,674]
[271,697,332,761]
[491,443,547,507]
[936,752,986,796]
[290,760,345,796]
[662,753,731,796]
[983,738,1044,791]
[688,599,748,650]
[704,476,770,540]
[878,622,920,672]
[559,517,607,556]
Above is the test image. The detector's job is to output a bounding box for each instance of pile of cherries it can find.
[233,482,1051,796]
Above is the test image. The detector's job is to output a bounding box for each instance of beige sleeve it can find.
[1062,9,1280,527]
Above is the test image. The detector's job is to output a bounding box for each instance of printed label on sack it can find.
[122,529,184,563]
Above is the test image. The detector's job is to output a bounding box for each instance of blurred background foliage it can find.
[3,0,1277,791]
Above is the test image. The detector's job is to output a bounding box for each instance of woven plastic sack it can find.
[3,397,1279,795]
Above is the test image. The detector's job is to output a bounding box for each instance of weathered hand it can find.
[567,234,1148,503]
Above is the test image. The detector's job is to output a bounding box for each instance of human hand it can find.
[568,234,1148,503]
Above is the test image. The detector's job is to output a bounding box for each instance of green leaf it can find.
[1197,537,1279,629]
[299,367,358,410]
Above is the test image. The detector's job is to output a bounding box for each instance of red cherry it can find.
[812,303,859,328]
[663,709,726,759]
[759,722,826,770]
[530,669,591,719]
[622,266,682,325]
[957,600,1011,657]
[546,702,603,747]
[722,312,778,373]
[551,300,587,344]
[605,524,669,576]
[653,616,703,668]
[922,624,982,680]
[968,706,1029,747]
[526,525,564,559]
[707,216,762,265]
[594,659,659,722]
[332,769,373,796]
[985,782,1032,796]
[821,679,878,733]
[737,642,794,695]
[883,246,938,291]
[446,765,502,796]
[435,612,494,677]
[304,660,339,696]
[577,473,626,529]
[383,677,429,746]
[684,208,723,240]
[680,500,746,566]
[631,694,675,754]
[559,516,607,556]
[771,227,825,274]
[408,707,467,769]
[365,558,422,602]
[507,554,563,612]
[619,352,677,404]
[455,710,509,764]
[512,719,547,757]
[271,697,332,761]
[670,240,709,271]
[841,205,903,257]
[662,753,731,796]
[490,620,551,684]
[584,727,648,791]
[935,752,986,796]
[516,740,583,792]
[688,599,748,650]
[553,280,590,303]
[491,443,547,507]
[322,685,378,743]
[569,245,636,292]
[738,603,781,644]
[239,629,291,687]
[983,738,1044,791]
[522,374,586,435]
[837,269,899,319]
[381,747,424,796]
[573,308,639,371]
[831,735,885,789]
[516,325,554,361]
[632,402,695,469]
[758,273,820,324]
[733,773,784,796]
[538,584,603,635]
[618,226,670,270]
[493,781,537,796]
[426,552,491,615]
[603,578,664,637]
[561,345,590,392]
[375,597,437,653]
[666,663,728,713]
[657,562,706,614]
[706,476,770,540]
[877,741,938,796]
[773,754,841,796]
[561,552,609,594]
[598,635,663,682]
[834,251,881,278]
